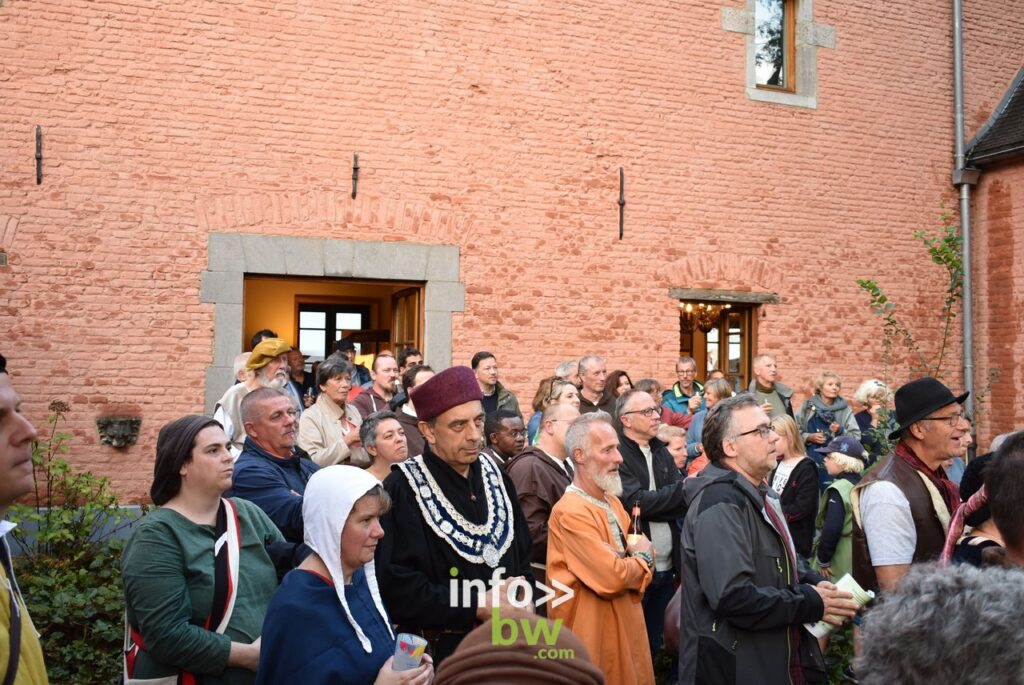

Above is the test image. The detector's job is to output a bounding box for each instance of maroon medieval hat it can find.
[409,365,484,422]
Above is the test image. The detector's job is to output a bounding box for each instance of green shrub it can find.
[823,623,855,684]
[9,401,142,685]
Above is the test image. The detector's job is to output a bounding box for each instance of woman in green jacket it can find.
[121,415,282,685]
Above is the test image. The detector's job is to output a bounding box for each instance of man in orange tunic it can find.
[547,412,656,685]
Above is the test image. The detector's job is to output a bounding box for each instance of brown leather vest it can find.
[851,452,949,592]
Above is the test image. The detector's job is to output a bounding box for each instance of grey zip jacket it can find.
[678,463,828,684]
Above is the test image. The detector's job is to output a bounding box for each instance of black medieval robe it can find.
[375,444,534,663]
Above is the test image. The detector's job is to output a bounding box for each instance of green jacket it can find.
[815,478,856,580]
[121,499,282,685]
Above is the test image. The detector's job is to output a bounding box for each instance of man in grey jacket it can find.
[747,353,795,419]
[679,393,857,684]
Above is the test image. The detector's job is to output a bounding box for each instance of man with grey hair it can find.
[232,351,252,383]
[215,338,293,457]
[227,387,318,543]
[548,412,657,685]
[747,353,795,419]
[857,563,1024,684]
[679,393,857,684]
[578,354,613,415]
[616,389,686,659]
[989,431,1016,454]
[554,359,581,388]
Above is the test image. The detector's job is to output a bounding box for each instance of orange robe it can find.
[547,489,655,685]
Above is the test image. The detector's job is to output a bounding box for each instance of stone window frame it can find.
[199,233,463,413]
[721,0,835,109]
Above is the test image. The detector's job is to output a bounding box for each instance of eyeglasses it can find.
[621,406,659,418]
[919,411,969,427]
[676,368,696,376]
[731,423,775,440]
[503,429,529,439]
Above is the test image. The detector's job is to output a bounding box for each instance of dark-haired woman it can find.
[121,416,283,685]
[602,370,634,408]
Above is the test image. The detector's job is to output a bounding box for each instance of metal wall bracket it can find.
[35,125,42,185]
[618,167,625,240]
[351,153,360,199]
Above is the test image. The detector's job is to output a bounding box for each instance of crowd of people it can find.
[2,343,1024,684]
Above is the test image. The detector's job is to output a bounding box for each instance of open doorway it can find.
[678,301,757,392]
[243,275,424,369]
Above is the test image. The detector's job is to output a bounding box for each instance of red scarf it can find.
[895,442,960,515]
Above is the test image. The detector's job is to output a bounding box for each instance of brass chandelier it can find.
[679,301,731,334]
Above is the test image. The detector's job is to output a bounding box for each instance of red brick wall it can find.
[1,0,1021,498]
[972,162,1024,450]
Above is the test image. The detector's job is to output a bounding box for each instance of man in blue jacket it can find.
[662,356,704,416]
[227,387,318,542]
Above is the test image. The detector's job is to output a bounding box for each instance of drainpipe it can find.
[952,0,978,443]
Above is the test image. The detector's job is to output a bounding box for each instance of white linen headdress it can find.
[302,465,395,652]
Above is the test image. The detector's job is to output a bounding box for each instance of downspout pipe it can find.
[952,0,976,432]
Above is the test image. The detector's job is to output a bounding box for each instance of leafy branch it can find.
[857,210,964,382]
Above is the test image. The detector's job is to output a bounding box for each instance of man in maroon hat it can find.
[852,376,970,593]
[375,366,535,664]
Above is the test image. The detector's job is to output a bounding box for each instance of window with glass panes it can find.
[297,305,371,365]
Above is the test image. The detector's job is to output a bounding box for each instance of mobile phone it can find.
[392,633,428,670]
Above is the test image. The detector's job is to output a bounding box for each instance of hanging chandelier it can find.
[679,301,732,334]
[696,303,719,333]
[679,302,695,333]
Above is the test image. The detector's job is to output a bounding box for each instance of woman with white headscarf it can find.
[256,466,433,685]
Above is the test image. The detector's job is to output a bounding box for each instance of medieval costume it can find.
[547,485,655,685]
[374,367,534,664]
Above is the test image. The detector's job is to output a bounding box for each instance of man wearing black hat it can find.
[851,377,970,593]
[374,366,534,664]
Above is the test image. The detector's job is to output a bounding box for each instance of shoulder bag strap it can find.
[208,499,242,634]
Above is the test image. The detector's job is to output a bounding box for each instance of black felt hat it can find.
[889,377,969,440]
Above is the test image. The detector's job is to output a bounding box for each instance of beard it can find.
[258,369,289,390]
[589,466,623,497]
